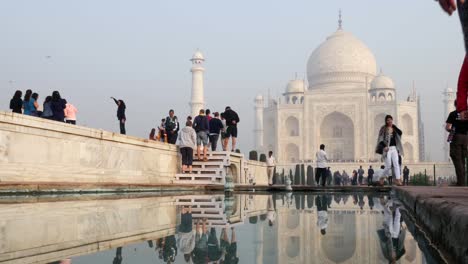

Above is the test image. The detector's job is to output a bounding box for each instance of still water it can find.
[0,192,443,264]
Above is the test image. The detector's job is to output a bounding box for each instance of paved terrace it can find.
[394,186,468,264]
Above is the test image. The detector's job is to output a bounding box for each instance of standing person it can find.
[157,118,166,142]
[333,171,342,186]
[176,120,197,174]
[223,106,240,152]
[51,91,67,122]
[165,109,179,144]
[149,128,157,140]
[446,100,468,186]
[41,96,53,119]
[357,165,365,185]
[376,115,404,186]
[266,151,276,186]
[193,109,210,161]
[208,112,224,151]
[220,112,227,151]
[437,1,468,119]
[111,97,126,134]
[403,166,410,186]
[31,93,40,116]
[64,101,78,125]
[205,109,212,122]
[9,90,23,114]
[342,170,349,185]
[351,170,358,186]
[315,144,328,186]
[368,165,375,186]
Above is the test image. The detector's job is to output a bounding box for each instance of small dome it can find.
[192,50,204,60]
[255,94,264,101]
[285,79,305,94]
[371,73,395,89]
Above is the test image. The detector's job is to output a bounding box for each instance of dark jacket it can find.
[224,109,239,127]
[209,118,224,134]
[9,98,23,113]
[51,99,67,121]
[193,115,209,133]
[113,99,126,120]
[165,116,179,132]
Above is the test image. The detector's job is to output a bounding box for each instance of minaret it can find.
[254,94,264,151]
[190,50,205,117]
[443,87,456,161]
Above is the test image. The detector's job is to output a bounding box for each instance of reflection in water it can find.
[0,193,437,264]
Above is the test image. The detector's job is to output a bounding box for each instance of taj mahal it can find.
[253,19,426,164]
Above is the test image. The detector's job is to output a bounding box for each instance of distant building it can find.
[254,21,424,164]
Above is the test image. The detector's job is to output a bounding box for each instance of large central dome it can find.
[307,29,377,88]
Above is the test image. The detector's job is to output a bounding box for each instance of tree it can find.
[307,165,314,186]
[294,164,300,185]
[249,150,258,161]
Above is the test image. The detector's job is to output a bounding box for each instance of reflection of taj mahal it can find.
[253,18,424,164]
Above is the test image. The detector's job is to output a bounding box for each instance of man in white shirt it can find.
[315,144,328,186]
[266,151,276,186]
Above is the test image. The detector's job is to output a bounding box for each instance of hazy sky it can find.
[0,0,464,161]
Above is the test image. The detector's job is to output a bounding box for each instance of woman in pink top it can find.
[64,102,78,125]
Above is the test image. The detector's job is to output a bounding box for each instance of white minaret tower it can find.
[443,87,456,161]
[254,94,264,151]
[190,50,205,117]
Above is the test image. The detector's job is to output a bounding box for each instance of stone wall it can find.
[0,111,179,184]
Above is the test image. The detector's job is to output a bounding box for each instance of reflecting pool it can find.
[0,192,443,264]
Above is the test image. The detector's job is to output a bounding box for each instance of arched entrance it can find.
[320,112,354,161]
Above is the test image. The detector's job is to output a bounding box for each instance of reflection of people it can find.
[267,195,277,226]
[178,206,195,262]
[221,227,238,264]
[367,194,375,210]
[378,199,406,263]
[208,228,223,262]
[316,195,329,235]
[162,235,178,263]
[113,247,122,264]
[193,219,208,264]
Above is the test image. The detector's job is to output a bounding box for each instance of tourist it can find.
[316,195,329,235]
[266,151,276,186]
[31,93,41,116]
[378,199,406,262]
[149,128,157,140]
[111,97,126,134]
[41,96,53,119]
[333,170,342,186]
[403,166,410,186]
[176,120,197,174]
[342,170,349,185]
[220,112,227,151]
[208,112,224,151]
[376,115,404,186]
[205,109,212,121]
[178,206,195,263]
[113,247,123,264]
[64,101,78,125]
[193,109,210,161]
[161,235,178,263]
[23,90,37,116]
[51,91,67,122]
[326,167,332,186]
[223,106,240,152]
[9,90,23,114]
[357,165,364,185]
[373,165,388,186]
[220,227,238,264]
[351,170,358,186]
[157,118,166,142]
[165,109,179,144]
[437,1,468,120]
[315,144,328,186]
[207,228,223,262]
[446,100,468,186]
[368,165,375,186]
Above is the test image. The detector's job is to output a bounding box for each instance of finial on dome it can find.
[338,9,342,30]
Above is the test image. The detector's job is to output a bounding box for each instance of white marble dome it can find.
[307,29,377,87]
[285,79,305,94]
[371,73,395,89]
[192,50,205,60]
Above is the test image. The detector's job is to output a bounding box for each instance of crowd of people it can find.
[147,107,240,174]
[9,89,78,124]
